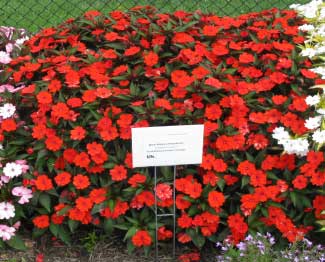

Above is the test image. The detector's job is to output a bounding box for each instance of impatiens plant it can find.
[1,5,324,252]
[0,26,31,250]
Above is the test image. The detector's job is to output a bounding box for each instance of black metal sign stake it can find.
[154,166,176,262]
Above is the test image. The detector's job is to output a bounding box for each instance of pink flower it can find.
[15,160,29,173]
[12,186,33,204]
[0,84,25,93]
[0,51,11,64]
[0,224,16,241]
[155,183,172,200]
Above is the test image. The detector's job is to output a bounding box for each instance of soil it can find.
[0,234,217,262]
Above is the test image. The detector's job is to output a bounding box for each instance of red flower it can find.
[204,77,222,88]
[35,175,53,191]
[144,51,159,67]
[33,215,50,229]
[172,32,194,44]
[54,172,71,186]
[158,226,173,240]
[155,183,172,200]
[37,91,52,104]
[110,165,127,181]
[176,194,191,210]
[76,196,93,212]
[292,175,308,190]
[45,135,63,152]
[128,173,146,187]
[239,53,254,63]
[70,126,86,140]
[300,69,318,79]
[204,104,222,120]
[73,174,90,189]
[124,46,140,56]
[131,230,152,247]
[89,188,107,204]
[74,152,91,168]
[208,191,225,210]
[1,119,17,132]
[177,213,192,228]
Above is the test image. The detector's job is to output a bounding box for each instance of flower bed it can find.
[0,4,324,253]
[0,26,30,249]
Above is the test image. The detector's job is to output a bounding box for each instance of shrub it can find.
[1,6,324,252]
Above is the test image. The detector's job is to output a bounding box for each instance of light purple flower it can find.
[236,242,247,251]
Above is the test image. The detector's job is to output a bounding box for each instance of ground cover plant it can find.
[0,2,324,259]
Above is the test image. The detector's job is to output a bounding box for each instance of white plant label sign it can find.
[131,125,204,167]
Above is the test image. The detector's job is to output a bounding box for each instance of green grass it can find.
[0,0,311,32]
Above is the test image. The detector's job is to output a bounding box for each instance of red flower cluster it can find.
[3,6,323,251]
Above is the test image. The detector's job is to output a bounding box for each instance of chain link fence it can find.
[0,0,310,32]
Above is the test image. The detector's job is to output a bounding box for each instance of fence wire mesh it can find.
[0,0,311,32]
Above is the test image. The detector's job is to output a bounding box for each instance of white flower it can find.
[15,36,29,47]
[282,138,309,157]
[272,127,290,142]
[0,144,3,150]
[0,202,15,220]
[3,162,23,178]
[305,95,320,106]
[300,47,317,58]
[0,51,11,64]
[0,103,16,119]
[305,116,322,129]
[312,129,325,143]
[317,108,325,115]
[315,45,325,55]
[298,24,315,32]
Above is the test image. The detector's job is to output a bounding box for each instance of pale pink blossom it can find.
[15,160,29,173]
[0,202,15,219]
[12,186,33,204]
[0,51,11,64]
[0,224,16,241]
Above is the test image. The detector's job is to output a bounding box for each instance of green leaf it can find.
[32,228,47,238]
[103,219,114,235]
[187,229,205,248]
[39,193,51,212]
[58,226,71,245]
[6,235,27,251]
[127,240,136,254]
[68,220,79,233]
[50,223,59,237]
[123,227,137,241]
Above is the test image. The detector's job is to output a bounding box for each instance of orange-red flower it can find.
[131,230,152,247]
[110,165,127,181]
[35,175,53,191]
[70,126,86,140]
[33,215,50,229]
[73,174,90,189]
[54,171,71,186]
